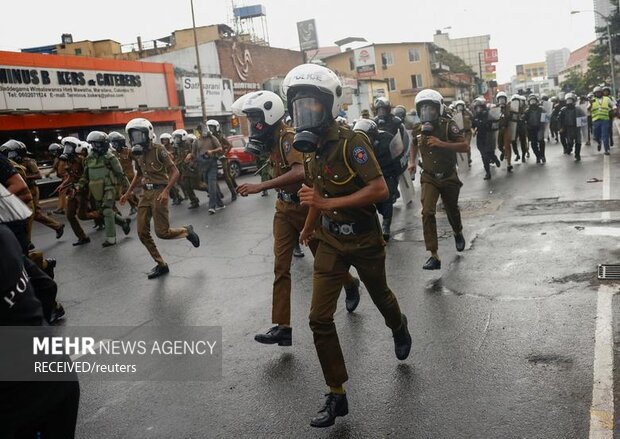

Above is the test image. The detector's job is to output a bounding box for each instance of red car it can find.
[223,135,257,178]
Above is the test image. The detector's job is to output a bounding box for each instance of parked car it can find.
[223,135,257,178]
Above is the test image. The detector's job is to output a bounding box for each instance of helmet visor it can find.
[111,140,125,150]
[246,111,269,140]
[61,144,75,157]
[376,106,389,117]
[418,103,439,123]
[291,97,326,131]
[497,96,507,105]
[129,129,149,147]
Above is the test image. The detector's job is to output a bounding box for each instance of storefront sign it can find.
[0,65,168,112]
[182,76,234,117]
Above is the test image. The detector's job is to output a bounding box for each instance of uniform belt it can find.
[277,191,300,204]
[422,170,450,179]
[144,183,167,190]
[321,216,372,236]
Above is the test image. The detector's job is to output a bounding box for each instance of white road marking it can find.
[589,286,616,438]
[589,154,616,438]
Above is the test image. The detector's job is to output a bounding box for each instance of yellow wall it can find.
[324,43,434,110]
[516,61,547,81]
[173,26,221,50]
[56,40,121,58]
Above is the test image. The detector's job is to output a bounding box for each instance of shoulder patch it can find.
[352,145,369,165]
[283,139,291,154]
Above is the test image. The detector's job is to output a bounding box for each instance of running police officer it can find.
[408,89,469,270]
[121,119,200,279]
[284,64,412,428]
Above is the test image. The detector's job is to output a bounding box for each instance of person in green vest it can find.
[591,86,616,155]
[78,131,131,247]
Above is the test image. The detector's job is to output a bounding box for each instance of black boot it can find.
[382,218,391,241]
[254,325,292,346]
[55,224,65,239]
[423,256,441,270]
[344,278,361,313]
[122,218,131,235]
[185,225,200,248]
[293,243,305,258]
[310,393,349,428]
[393,314,412,360]
[455,233,465,252]
[72,237,91,246]
[147,264,169,279]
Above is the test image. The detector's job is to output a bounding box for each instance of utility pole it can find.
[191,0,208,124]
[478,52,484,95]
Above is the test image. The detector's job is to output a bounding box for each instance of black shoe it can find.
[507,165,513,173]
[344,278,361,313]
[494,156,501,168]
[122,218,131,235]
[483,173,491,180]
[536,158,541,164]
[293,243,304,258]
[102,240,116,248]
[172,198,180,205]
[455,233,465,252]
[468,159,472,167]
[231,194,238,202]
[515,154,520,161]
[310,393,348,428]
[605,151,610,156]
[423,256,441,270]
[575,156,581,162]
[526,152,530,158]
[188,202,200,209]
[382,221,391,242]
[185,225,200,248]
[49,302,65,325]
[72,237,91,246]
[542,157,546,164]
[53,208,65,215]
[597,144,602,151]
[521,156,526,163]
[43,258,56,279]
[55,224,65,239]
[499,152,504,161]
[129,206,137,215]
[393,314,412,361]
[254,325,292,346]
[28,242,35,251]
[147,264,169,279]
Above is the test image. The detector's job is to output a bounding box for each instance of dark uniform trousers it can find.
[220,157,238,196]
[421,171,463,252]
[179,163,200,205]
[309,226,403,387]
[65,191,90,240]
[272,199,355,326]
[137,188,186,266]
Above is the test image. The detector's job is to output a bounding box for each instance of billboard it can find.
[182,77,234,117]
[296,19,319,52]
[0,65,169,112]
[354,46,376,78]
[484,49,499,64]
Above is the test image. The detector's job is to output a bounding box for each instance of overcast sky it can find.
[0,0,601,83]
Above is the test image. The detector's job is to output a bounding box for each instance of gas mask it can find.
[418,102,440,124]
[91,141,109,156]
[497,97,507,106]
[376,106,389,118]
[7,150,22,163]
[128,129,150,156]
[291,96,329,153]
[111,140,125,151]
[59,144,76,161]
[421,122,434,135]
[456,104,465,113]
[566,99,575,107]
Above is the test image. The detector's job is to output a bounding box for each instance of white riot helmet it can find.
[126,118,155,155]
[282,63,343,152]
[242,90,286,155]
[528,94,539,106]
[76,141,91,155]
[171,129,188,146]
[473,97,486,113]
[159,133,172,145]
[565,92,576,105]
[206,120,220,135]
[232,91,259,116]
[454,100,466,112]
[59,136,81,161]
[593,86,603,96]
[496,91,508,106]
[414,89,444,124]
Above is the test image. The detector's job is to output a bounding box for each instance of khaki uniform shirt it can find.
[22,158,40,191]
[304,123,383,224]
[269,124,303,195]
[134,144,175,185]
[412,117,464,174]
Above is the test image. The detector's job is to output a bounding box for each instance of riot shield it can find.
[453,112,465,130]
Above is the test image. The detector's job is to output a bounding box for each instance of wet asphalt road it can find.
[32,139,620,439]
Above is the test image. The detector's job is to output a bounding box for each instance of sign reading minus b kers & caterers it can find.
[0,65,169,112]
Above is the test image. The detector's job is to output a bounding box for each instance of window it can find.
[387,78,396,91]
[74,48,82,55]
[381,52,394,66]
[411,74,423,89]
[408,48,420,62]
[349,57,355,71]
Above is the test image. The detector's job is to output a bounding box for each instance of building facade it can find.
[432,31,491,76]
[545,48,570,79]
[558,41,596,84]
[515,62,547,82]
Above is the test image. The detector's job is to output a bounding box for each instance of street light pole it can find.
[571,9,615,96]
[478,52,483,95]
[191,0,208,124]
